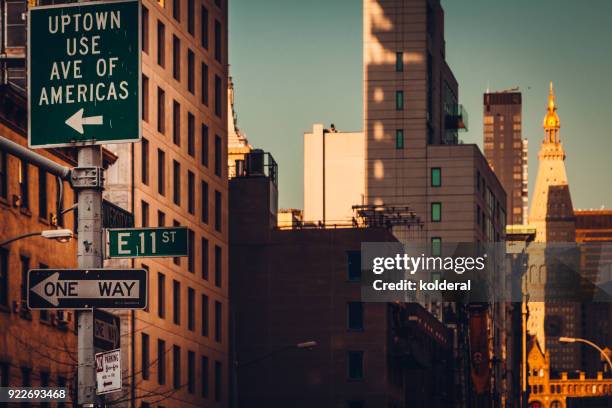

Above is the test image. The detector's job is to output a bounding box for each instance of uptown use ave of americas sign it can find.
[28,0,140,148]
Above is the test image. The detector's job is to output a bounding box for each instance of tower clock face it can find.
[545,315,563,336]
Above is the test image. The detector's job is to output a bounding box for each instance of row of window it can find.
[0,363,68,408]
[154,270,223,339]
[140,333,222,402]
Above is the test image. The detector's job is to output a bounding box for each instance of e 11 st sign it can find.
[28,0,140,148]
[106,227,189,258]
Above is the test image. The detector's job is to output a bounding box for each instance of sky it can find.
[229,0,612,211]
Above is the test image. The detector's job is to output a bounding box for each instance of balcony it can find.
[229,149,278,187]
[445,104,469,132]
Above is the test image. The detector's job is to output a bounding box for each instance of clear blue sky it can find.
[229,0,612,211]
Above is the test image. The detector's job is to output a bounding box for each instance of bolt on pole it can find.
[76,145,104,406]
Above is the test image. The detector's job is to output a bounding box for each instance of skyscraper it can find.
[483,90,528,225]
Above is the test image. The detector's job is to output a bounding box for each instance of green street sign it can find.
[28,0,141,148]
[106,227,189,258]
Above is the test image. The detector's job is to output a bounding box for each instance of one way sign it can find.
[27,269,147,310]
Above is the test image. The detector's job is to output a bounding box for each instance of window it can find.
[187,171,195,214]
[173,220,181,266]
[157,272,165,318]
[57,376,66,408]
[157,87,165,133]
[431,167,441,187]
[214,245,222,287]
[173,279,181,325]
[395,90,404,110]
[201,356,209,397]
[395,129,404,149]
[214,20,222,62]
[172,0,180,21]
[188,229,195,273]
[142,75,149,121]
[187,49,195,94]
[5,0,26,48]
[201,294,209,336]
[214,0,221,7]
[142,333,150,380]
[172,345,181,389]
[348,351,364,380]
[141,200,149,227]
[201,63,209,106]
[395,51,403,72]
[187,350,195,393]
[431,202,441,222]
[157,210,165,226]
[201,6,209,48]
[201,181,209,223]
[157,339,166,385]
[0,151,7,199]
[347,302,363,330]
[157,149,165,195]
[214,75,222,117]
[173,160,180,205]
[214,135,222,176]
[187,113,195,156]
[157,21,165,67]
[347,251,361,282]
[214,301,222,342]
[431,237,442,256]
[172,35,180,81]
[201,238,209,280]
[19,159,28,209]
[172,100,180,145]
[188,287,195,330]
[141,138,149,184]
[20,255,29,302]
[214,191,221,232]
[38,169,47,219]
[187,0,194,34]
[214,361,222,402]
[142,6,149,53]
[0,248,8,306]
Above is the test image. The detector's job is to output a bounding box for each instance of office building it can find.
[483,90,528,225]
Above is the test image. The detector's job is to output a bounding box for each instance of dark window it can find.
[38,169,47,219]
[187,350,195,393]
[20,255,29,302]
[142,6,149,53]
[187,171,195,214]
[141,138,149,184]
[187,49,195,94]
[142,75,149,121]
[0,248,8,306]
[348,351,364,379]
[396,51,403,72]
[214,191,221,232]
[431,202,442,222]
[172,100,180,146]
[214,135,221,176]
[38,263,49,322]
[214,361,222,402]
[347,302,364,330]
[395,129,404,149]
[347,251,361,281]
[201,6,209,49]
[5,0,26,48]
[157,272,165,318]
[201,237,209,280]
[142,333,150,380]
[173,160,180,205]
[157,339,166,385]
[157,149,165,195]
[173,280,181,325]
[157,21,165,67]
[214,245,222,287]
[201,181,209,223]
[21,367,31,386]
[201,63,209,106]
[214,20,221,62]
[173,220,181,266]
[187,229,195,272]
[396,90,404,110]
[187,113,195,156]
[172,36,180,81]
[172,345,181,389]
[187,0,194,34]
[19,159,28,209]
[201,294,209,336]
[431,237,442,256]
[214,301,222,342]
[431,167,441,187]
[40,371,50,407]
[201,356,209,397]
[157,87,165,133]
[0,151,7,199]
[201,124,209,166]
[214,75,222,117]
[57,376,66,408]
[141,200,149,227]
[214,0,221,7]
[172,0,180,21]
[188,287,195,330]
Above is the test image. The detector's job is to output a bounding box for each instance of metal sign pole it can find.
[76,146,104,406]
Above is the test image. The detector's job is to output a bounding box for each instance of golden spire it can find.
[543,81,560,142]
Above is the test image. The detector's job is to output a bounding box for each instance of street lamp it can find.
[0,229,74,246]
[558,337,612,372]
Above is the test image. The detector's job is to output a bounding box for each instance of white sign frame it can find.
[96,348,122,395]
